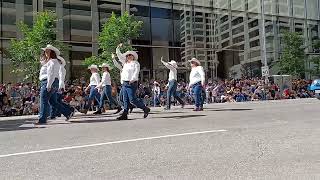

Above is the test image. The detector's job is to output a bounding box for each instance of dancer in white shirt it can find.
[49,56,75,119]
[112,53,135,113]
[115,43,150,120]
[82,65,101,114]
[94,63,122,114]
[37,45,73,124]
[188,58,206,111]
[160,57,185,110]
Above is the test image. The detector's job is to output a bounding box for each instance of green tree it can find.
[307,40,320,78]
[84,11,143,81]
[278,31,305,78]
[8,11,65,82]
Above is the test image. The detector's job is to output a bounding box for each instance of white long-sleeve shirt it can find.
[89,72,101,86]
[97,71,112,88]
[189,66,205,87]
[39,59,60,89]
[153,86,160,96]
[161,61,177,81]
[58,65,66,89]
[116,47,140,83]
[112,58,123,71]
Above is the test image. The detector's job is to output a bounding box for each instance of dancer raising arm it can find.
[115,43,150,120]
[160,57,185,110]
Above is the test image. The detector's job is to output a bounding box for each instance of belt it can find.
[123,81,137,83]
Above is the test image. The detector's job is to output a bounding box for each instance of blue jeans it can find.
[153,95,160,107]
[39,79,71,123]
[192,82,204,108]
[50,92,73,119]
[167,80,184,109]
[85,85,101,110]
[99,85,119,109]
[122,81,146,114]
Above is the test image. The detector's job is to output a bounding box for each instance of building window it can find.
[249,19,259,29]
[232,25,244,35]
[233,35,244,44]
[221,32,230,40]
[249,29,259,38]
[232,17,244,26]
[250,39,260,47]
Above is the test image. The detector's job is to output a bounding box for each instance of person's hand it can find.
[129,80,136,84]
[85,87,90,93]
[97,88,102,93]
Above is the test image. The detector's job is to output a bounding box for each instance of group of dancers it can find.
[36,43,206,124]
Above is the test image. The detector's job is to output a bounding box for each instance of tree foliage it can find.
[8,11,66,83]
[84,11,143,82]
[278,31,305,78]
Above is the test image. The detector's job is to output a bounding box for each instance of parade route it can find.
[0,99,319,179]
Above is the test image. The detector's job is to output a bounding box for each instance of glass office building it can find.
[0,0,319,83]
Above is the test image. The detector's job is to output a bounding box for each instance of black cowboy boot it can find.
[113,106,122,114]
[129,103,134,113]
[93,109,102,115]
[143,107,151,118]
[117,112,128,120]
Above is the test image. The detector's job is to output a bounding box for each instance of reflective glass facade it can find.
[1,0,320,82]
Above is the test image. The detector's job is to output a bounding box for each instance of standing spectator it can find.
[153,81,161,107]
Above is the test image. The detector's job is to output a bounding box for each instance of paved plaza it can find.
[0,99,319,179]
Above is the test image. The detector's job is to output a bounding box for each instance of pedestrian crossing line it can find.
[0,129,227,158]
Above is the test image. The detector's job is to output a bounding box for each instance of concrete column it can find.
[91,0,99,56]
[289,0,294,31]
[16,0,24,39]
[56,0,63,41]
[228,0,232,47]
[243,13,250,64]
[121,0,126,15]
[273,18,280,62]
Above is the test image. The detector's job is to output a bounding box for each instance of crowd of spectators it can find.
[0,77,314,117]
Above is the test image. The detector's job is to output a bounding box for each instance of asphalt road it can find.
[0,99,319,180]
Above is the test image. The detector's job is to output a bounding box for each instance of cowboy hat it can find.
[168,60,178,68]
[123,51,138,61]
[57,56,66,66]
[41,44,60,56]
[100,63,112,69]
[188,58,201,65]
[88,64,99,71]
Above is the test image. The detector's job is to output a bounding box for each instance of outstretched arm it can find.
[161,57,175,71]
[116,43,126,64]
[112,53,123,71]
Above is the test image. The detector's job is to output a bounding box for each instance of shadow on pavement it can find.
[132,111,186,115]
[206,108,253,112]
[69,119,125,124]
[156,114,207,119]
[72,114,115,119]
[0,119,41,132]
